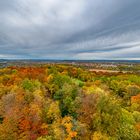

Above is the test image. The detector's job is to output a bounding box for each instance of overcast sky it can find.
[0,0,140,60]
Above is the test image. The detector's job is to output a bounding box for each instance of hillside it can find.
[0,64,140,139]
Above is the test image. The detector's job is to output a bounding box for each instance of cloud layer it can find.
[0,0,140,59]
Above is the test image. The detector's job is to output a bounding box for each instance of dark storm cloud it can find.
[0,0,140,59]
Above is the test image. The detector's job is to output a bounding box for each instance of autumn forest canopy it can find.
[0,63,140,140]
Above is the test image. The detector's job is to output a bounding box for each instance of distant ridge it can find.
[0,59,140,63]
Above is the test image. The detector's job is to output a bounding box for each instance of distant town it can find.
[1,59,140,74]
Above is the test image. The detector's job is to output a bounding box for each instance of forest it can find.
[0,64,140,140]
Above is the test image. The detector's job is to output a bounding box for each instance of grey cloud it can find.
[0,0,140,59]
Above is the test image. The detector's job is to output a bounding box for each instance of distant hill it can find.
[0,59,140,64]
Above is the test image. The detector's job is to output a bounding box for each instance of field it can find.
[0,62,140,139]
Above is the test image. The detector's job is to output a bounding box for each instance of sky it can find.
[0,0,140,60]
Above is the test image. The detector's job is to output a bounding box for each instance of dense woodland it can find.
[0,64,140,140]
